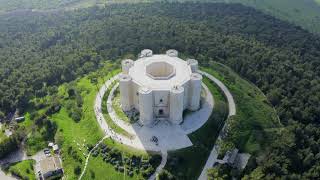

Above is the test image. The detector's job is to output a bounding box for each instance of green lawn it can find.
[82,138,154,180]
[112,88,131,123]
[40,63,157,179]
[164,77,228,179]
[49,64,120,179]
[101,81,134,138]
[202,62,281,154]
[6,160,36,180]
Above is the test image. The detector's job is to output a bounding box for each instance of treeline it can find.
[0,2,320,178]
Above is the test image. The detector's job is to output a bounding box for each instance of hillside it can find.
[226,0,320,34]
[1,2,320,179]
[1,0,320,34]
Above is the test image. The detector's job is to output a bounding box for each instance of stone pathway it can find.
[78,136,108,180]
[197,70,236,180]
[148,150,168,180]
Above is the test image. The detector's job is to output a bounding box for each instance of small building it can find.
[40,156,63,179]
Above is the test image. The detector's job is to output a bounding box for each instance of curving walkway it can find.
[148,150,168,180]
[197,70,236,180]
[78,136,108,180]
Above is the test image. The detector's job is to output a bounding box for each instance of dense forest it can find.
[1,2,320,178]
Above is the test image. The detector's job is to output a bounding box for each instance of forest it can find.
[0,2,320,178]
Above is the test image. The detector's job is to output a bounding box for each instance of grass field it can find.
[101,81,134,138]
[6,160,36,180]
[203,62,281,154]
[38,62,158,179]
[82,138,152,180]
[48,63,126,179]
[112,88,131,124]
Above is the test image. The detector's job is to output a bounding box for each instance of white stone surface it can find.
[169,86,184,124]
[130,54,191,89]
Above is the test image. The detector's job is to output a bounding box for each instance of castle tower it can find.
[187,59,199,73]
[119,74,132,111]
[139,49,153,58]
[166,49,179,57]
[170,85,184,124]
[138,87,154,126]
[121,59,134,74]
[188,73,202,111]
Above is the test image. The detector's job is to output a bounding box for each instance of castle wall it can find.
[170,86,184,124]
[131,81,140,111]
[138,87,154,126]
[153,90,169,118]
[182,82,190,109]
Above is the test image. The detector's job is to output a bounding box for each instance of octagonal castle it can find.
[119,49,202,126]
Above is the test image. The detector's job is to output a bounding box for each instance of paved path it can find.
[0,149,47,180]
[0,171,16,180]
[79,136,108,180]
[148,150,168,180]
[198,70,236,180]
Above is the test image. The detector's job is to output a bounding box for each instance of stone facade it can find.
[119,49,202,126]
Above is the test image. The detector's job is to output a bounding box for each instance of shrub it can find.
[74,166,81,175]
[157,170,175,180]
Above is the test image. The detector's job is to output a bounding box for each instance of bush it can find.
[74,166,81,175]
[71,108,82,122]
[157,170,175,180]
[90,170,95,179]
